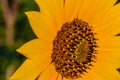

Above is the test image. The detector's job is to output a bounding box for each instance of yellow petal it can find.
[74,78,82,80]
[87,0,117,24]
[93,2,120,26]
[50,70,58,80]
[35,0,64,28]
[94,36,120,67]
[10,59,51,80]
[97,37,120,49]
[78,0,117,33]
[93,3,120,35]
[78,0,99,21]
[17,39,52,61]
[97,50,120,68]
[82,70,102,80]
[63,77,69,80]
[94,24,120,38]
[92,62,120,80]
[38,64,56,80]
[63,69,102,80]
[94,18,120,38]
[57,74,63,80]
[74,78,81,80]
[64,0,83,22]
[25,11,57,41]
[108,26,120,36]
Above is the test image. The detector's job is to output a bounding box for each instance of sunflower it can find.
[10,0,120,80]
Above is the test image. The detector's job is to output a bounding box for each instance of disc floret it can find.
[51,18,98,79]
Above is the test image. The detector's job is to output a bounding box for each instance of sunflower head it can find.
[51,18,98,79]
[10,0,120,80]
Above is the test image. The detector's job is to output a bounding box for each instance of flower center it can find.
[51,18,98,79]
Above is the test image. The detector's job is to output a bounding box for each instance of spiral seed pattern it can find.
[51,18,98,79]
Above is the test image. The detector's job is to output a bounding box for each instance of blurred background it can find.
[0,0,39,80]
[0,0,120,80]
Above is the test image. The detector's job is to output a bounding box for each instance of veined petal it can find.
[96,37,120,67]
[87,0,117,24]
[17,39,52,61]
[74,78,82,80]
[78,0,100,21]
[82,70,102,80]
[78,0,117,31]
[10,59,51,80]
[63,77,69,80]
[97,37,120,49]
[50,70,59,80]
[97,51,120,68]
[94,3,120,26]
[38,63,56,80]
[94,24,120,38]
[92,62,120,80]
[57,74,63,80]
[25,11,57,41]
[35,0,64,28]
[108,26,120,36]
[93,3,120,35]
[74,78,81,80]
[64,0,83,22]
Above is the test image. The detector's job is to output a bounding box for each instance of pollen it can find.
[51,18,98,79]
